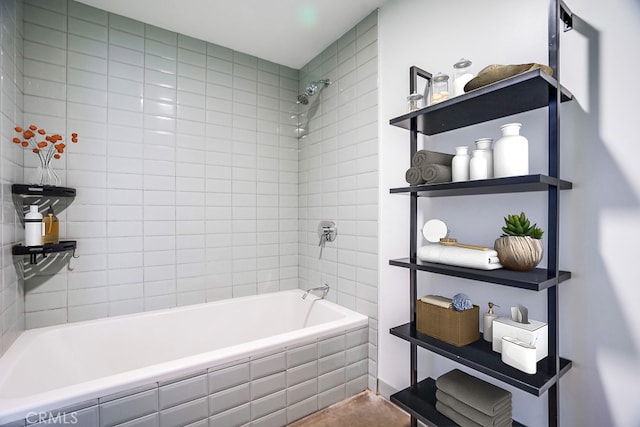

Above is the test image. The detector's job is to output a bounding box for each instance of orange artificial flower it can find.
[37,141,47,148]
[23,130,34,139]
[37,129,46,135]
[71,138,78,143]
[32,149,39,153]
[12,137,20,143]
[21,141,28,147]
[14,126,22,132]
[71,133,77,138]
[53,154,60,159]
[28,125,37,131]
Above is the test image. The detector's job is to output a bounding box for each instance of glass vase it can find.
[31,154,61,186]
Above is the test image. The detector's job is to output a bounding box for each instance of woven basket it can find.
[494,236,544,271]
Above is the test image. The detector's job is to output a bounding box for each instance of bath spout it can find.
[302,284,330,300]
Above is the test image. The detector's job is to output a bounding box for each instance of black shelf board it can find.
[11,184,76,197]
[12,241,77,264]
[389,69,573,135]
[389,257,570,291]
[390,174,572,197]
[391,377,526,427]
[390,323,572,396]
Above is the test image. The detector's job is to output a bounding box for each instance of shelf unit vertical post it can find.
[408,66,431,427]
[547,0,567,424]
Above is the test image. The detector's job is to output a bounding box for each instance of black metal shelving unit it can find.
[11,184,77,264]
[388,1,575,426]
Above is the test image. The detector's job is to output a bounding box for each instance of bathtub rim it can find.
[0,289,368,424]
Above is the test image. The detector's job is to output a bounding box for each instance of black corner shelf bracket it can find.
[12,240,78,265]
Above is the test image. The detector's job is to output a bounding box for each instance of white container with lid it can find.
[453,58,474,96]
[25,205,43,246]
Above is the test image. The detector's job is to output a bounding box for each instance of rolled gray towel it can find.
[412,149,454,167]
[405,167,425,185]
[436,401,512,427]
[436,390,512,427]
[436,369,511,417]
[421,164,451,183]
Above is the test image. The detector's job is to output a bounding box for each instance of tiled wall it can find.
[0,0,25,356]
[297,12,379,391]
[1,326,369,427]
[20,0,300,328]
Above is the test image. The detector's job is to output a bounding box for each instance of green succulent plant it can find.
[501,212,544,239]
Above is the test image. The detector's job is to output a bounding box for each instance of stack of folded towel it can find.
[405,150,453,185]
[436,369,512,427]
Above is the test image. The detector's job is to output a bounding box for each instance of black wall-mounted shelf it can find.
[389,258,570,291]
[390,377,526,427]
[391,323,571,396]
[11,184,76,197]
[12,240,77,265]
[391,174,572,197]
[389,69,573,136]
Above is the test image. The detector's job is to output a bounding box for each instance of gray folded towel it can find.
[412,149,454,167]
[405,166,425,185]
[436,369,511,417]
[436,401,513,427]
[436,390,512,427]
[421,164,451,183]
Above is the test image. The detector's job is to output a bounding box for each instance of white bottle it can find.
[25,205,43,246]
[470,150,488,180]
[493,123,529,177]
[483,302,499,342]
[452,146,470,182]
[474,137,494,178]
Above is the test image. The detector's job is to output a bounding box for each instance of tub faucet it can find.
[302,284,330,300]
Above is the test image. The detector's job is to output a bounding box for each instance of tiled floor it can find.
[288,390,410,427]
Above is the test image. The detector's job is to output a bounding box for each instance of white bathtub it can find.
[0,290,369,425]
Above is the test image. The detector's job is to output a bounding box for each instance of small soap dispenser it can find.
[42,206,59,244]
[483,302,499,342]
[25,205,43,246]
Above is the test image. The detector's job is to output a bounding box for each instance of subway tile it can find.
[115,413,158,427]
[24,59,66,82]
[145,39,177,60]
[145,69,177,89]
[287,396,318,425]
[68,1,107,25]
[24,22,66,49]
[24,41,66,66]
[109,45,144,67]
[145,25,177,46]
[99,388,158,427]
[286,361,317,387]
[207,43,232,61]
[208,362,250,394]
[318,384,345,410]
[109,14,144,37]
[250,391,286,421]
[207,403,250,427]
[23,4,66,31]
[208,383,250,416]
[146,54,177,75]
[158,397,207,427]
[68,34,107,58]
[177,34,206,53]
[286,378,318,406]
[251,371,286,400]
[68,17,107,42]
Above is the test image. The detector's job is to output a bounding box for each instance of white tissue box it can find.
[492,317,548,362]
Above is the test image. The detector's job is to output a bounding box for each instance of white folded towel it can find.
[417,244,503,270]
[420,295,453,309]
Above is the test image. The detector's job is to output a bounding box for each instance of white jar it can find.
[493,123,529,177]
[452,146,470,182]
[25,205,43,246]
[474,137,494,178]
[470,150,488,180]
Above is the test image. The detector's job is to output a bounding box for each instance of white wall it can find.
[0,0,25,356]
[378,0,640,426]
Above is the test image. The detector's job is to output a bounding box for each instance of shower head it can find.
[296,79,331,104]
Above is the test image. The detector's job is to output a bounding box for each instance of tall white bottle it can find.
[25,205,43,246]
[493,123,529,177]
[469,150,488,180]
[451,146,470,182]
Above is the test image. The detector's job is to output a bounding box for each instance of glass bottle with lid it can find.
[453,58,474,96]
[407,92,423,111]
[430,72,450,104]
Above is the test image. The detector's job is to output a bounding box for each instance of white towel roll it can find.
[417,244,503,270]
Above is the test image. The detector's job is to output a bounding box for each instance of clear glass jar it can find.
[453,58,474,96]
[431,72,450,104]
[407,92,423,111]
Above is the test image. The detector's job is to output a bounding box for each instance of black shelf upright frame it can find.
[397,2,574,426]
[408,66,431,427]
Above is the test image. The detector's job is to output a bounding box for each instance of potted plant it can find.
[494,212,544,271]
